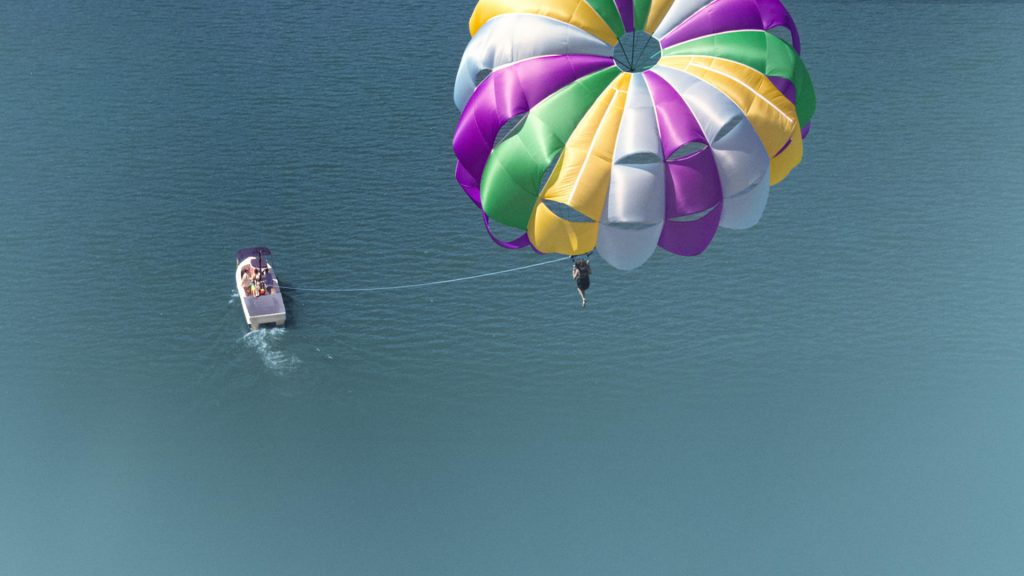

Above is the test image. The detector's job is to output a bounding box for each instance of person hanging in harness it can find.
[571,254,591,308]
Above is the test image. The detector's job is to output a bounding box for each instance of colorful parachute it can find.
[452,0,816,270]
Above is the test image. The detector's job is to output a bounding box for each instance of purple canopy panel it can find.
[483,213,534,250]
[663,150,722,216]
[615,0,635,32]
[455,162,480,207]
[769,76,797,105]
[659,204,723,256]
[645,72,723,215]
[659,0,801,54]
[645,71,724,256]
[645,72,706,156]
[452,55,614,206]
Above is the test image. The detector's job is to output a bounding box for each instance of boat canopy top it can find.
[236,247,272,263]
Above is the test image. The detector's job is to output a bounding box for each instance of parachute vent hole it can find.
[474,68,493,85]
[613,31,662,73]
[538,155,561,194]
[495,113,528,147]
[618,151,663,165]
[669,204,719,223]
[543,200,594,223]
[712,116,743,144]
[607,221,660,231]
[487,217,529,243]
[727,175,767,200]
[767,27,794,49]
[667,142,709,162]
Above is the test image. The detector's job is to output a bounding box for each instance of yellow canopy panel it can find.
[660,55,803,185]
[529,74,630,255]
[469,0,619,46]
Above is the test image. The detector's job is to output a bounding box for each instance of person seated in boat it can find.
[247,266,264,296]
[571,255,591,308]
[241,265,258,297]
[261,266,275,295]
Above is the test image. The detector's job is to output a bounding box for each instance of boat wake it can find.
[240,328,301,373]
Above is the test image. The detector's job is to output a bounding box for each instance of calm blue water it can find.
[2,2,1023,574]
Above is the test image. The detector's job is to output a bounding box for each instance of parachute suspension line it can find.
[280,256,571,294]
[613,55,633,71]
[637,32,656,67]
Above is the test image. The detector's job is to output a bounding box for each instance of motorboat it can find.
[235,247,285,330]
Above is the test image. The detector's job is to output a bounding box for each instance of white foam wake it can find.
[240,328,301,373]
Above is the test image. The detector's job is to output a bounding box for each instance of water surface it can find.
[2,2,1023,574]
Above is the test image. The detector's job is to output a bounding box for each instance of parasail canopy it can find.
[453,0,816,270]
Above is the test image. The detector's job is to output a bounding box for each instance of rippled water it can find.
[3,2,1023,574]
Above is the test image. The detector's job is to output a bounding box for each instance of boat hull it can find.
[235,256,286,330]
